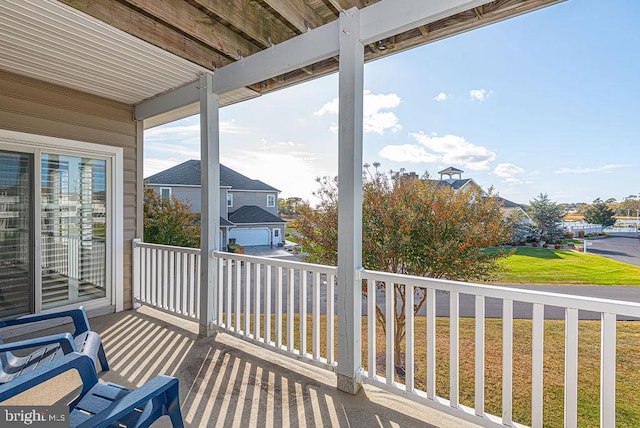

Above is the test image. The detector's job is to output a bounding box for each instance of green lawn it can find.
[233,313,640,427]
[490,247,640,285]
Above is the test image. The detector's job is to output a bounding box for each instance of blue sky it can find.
[145,0,639,205]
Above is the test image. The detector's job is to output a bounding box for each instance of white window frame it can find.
[267,194,276,208]
[227,193,233,207]
[160,187,172,200]
[0,129,124,313]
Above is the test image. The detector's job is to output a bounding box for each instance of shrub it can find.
[578,230,585,238]
[565,231,574,239]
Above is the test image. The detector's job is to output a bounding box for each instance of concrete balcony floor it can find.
[5,307,477,427]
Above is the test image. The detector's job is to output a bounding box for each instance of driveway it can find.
[242,245,297,258]
[418,285,640,320]
[586,232,640,266]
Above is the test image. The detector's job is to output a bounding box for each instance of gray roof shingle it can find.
[449,178,471,190]
[427,179,471,190]
[145,160,279,192]
[496,197,522,209]
[438,166,464,175]
[228,206,285,224]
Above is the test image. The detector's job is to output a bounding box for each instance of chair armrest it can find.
[0,307,91,336]
[0,353,98,403]
[75,376,180,428]
[0,333,77,354]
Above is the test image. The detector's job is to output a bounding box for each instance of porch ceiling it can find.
[0,0,562,124]
[0,0,258,110]
[54,0,561,95]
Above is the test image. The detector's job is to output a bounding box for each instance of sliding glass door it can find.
[0,145,111,318]
[0,151,33,317]
[41,154,107,309]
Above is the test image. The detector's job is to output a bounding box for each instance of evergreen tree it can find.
[527,193,565,243]
[583,198,616,227]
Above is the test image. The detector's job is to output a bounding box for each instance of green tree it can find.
[278,196,304,216]
[583,198,616,227]
[296,167,511,370]
[620,195,640,218]
[143,187,200,248]
[527,193,565,243]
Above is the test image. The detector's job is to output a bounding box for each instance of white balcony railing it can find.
[359,269,640,428]
[212,251,337,371]
[133,240,640,427]
[133,241,337,370]
[133,240,201,320]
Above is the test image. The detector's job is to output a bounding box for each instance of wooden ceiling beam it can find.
[57,0,230,70]
[119,0,262,59]
[325,0,364,12]
[261,0,325,32]
[188,0,296,47]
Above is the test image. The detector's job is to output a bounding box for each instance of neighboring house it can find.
[432,167,532,223]
[145,160,285,248]
[430,166,484,194]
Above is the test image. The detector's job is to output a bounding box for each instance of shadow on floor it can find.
[71,308,472,427]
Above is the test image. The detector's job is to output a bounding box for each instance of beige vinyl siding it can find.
[0,70,138,310]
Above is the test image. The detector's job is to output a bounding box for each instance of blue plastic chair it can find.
[0,352,184,428]
[0,307,109,384]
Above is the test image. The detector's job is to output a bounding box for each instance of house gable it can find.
[432,166,530,221]
[146,160,279,191]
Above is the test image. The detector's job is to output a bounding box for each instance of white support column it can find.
[199,73,220,337]
[336,8,364,395]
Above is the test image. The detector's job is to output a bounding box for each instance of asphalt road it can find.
[225,235,640,321]
[222,268,640,322]
[586,232,640,266]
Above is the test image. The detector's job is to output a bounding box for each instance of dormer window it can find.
[267,194,276,207]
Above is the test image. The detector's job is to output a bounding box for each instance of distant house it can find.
[431,166,484,193]
[432,167,532,223]
[145,160,285,247]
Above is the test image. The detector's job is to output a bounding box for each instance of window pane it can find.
[41,154,107,308]
[161,188,171,200]
[0,151,32,317]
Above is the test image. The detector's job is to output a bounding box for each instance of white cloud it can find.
[315,90,402,135]
[433,92,448,102]
[494,163,525,178]
[554,164,630,174]
[379,132,495,170]
[364,111,401,135]
[378,144,440,163]
[469,89,493,102]
[223,140,331,200]
[315,98,339,116]
[414,132,495,170]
